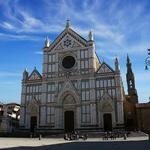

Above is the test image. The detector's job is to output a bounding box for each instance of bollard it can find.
[124,133,127,140]
[39,134,42,140]
[30,134,32,138]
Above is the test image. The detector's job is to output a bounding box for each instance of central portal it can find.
[103,113,112,131]
[64,111,74,132]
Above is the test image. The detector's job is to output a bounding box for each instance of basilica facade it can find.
[20,21,125,133]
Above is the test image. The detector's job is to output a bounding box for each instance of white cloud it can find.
[0,33,42,41]
[0,0,124,45]
[0,22,15,30]
[0,12,63,34]
[0,0,149,103]
[0,81,19,86]
[57,0,125,45]
[35,51,43,55]
[0,71,21,77]
[134,72,150,82]
[0,0,150,56]
[122,71,148,81]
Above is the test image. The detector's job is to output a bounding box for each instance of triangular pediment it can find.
[97,62,114,74]
[61,80,76,92]
[57,80,78,99]
[28,69,42,80]
[48,28,87,52]
[101,91,112,101]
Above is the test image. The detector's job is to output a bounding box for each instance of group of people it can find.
[64,130,88,140]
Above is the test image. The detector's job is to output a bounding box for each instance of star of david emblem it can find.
[64,39,71,47]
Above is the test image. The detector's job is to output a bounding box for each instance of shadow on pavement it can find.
[2,140,150,150]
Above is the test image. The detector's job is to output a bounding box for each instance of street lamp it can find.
[145,49,150,70]
[148,49,150,55]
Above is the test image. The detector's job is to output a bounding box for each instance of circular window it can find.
[62,56,75,69]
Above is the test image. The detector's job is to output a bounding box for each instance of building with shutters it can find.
[0,102,20,135]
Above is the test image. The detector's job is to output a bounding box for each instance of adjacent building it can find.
[136,103,150,132]
[0,102,20,135]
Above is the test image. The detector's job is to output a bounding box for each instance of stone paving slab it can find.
[0,136,149,149]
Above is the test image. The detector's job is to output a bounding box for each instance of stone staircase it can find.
[128,131,148,137]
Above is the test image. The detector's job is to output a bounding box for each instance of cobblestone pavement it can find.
[0,136,149,150]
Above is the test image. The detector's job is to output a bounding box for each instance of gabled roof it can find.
[47,27,88,52]
[28,68,42,80]
[96,62,114,74]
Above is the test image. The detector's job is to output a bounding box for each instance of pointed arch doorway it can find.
[101,99,113,132]
[63,94,76,132]
[28,100,39,134]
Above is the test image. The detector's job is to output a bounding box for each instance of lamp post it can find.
[145,49,150,70]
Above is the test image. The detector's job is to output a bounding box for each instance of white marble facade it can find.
[20,21,125,132]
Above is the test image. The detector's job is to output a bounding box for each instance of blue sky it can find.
[0,0,150,104]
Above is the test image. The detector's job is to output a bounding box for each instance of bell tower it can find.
[126,55,138,103]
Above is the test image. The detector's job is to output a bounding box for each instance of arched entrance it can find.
[103,113,112,131]
[64,111,74,132]
[101,101,113,131]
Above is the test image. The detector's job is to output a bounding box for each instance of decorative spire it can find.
[45,36,50,48]
[115,57,120,72]
[66,19,70,29]
[115,57,119,63]
[127,54,132,72]
[89,31,93,41]
[24,68,28,72]
[23,68,28,80]
[127,54,131,64]
[34,66,36,70]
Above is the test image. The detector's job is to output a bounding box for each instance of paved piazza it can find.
[0,136,150,150]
